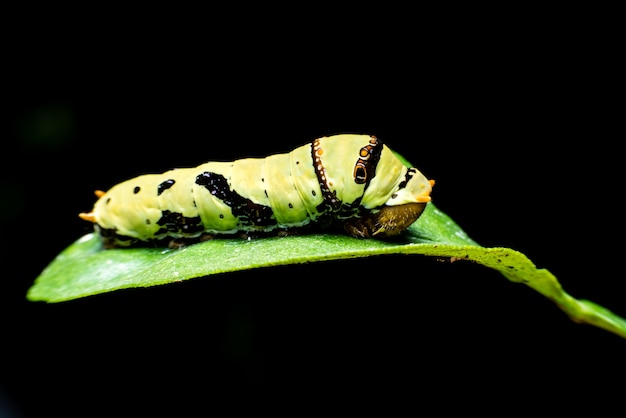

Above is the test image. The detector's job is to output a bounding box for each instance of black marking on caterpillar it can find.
[157,179,176,196]
[155,210,204,236]
[195,171,276,228]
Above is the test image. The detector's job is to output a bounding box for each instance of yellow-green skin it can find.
[81,134,433,246]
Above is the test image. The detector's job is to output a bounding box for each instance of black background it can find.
[2,15,624,416]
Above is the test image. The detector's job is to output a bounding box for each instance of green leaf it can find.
[27,203,626,339]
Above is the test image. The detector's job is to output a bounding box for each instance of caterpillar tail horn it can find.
[79,212,96,223]
[79,190,105,222]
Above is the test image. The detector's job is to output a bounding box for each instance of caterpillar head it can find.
[385,167,434,207]
[375,168,434,236]
[345,170,434,238]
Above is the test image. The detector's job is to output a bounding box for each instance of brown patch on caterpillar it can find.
[342,202,428,238]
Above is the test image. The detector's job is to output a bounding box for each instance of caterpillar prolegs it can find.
[79,134,434,248]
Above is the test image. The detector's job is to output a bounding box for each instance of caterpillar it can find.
[79,134,434,248]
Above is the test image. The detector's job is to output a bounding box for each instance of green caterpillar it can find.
[80,134,434,248]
